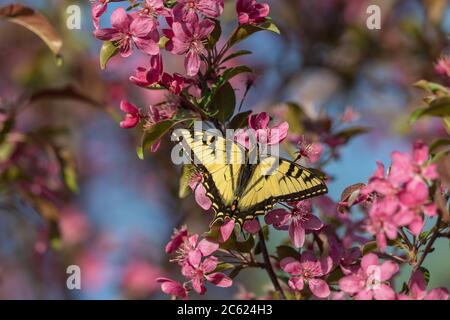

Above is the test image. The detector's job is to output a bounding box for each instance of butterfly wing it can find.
[234,157,328,225]
[176,130,245,216]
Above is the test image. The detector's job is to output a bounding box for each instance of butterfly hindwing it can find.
[235,157,328,225]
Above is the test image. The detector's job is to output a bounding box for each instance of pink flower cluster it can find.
[92,0,271,129]
[363,141,438,250]
[157,226,232,298]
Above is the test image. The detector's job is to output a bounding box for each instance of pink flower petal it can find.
[380,260,399,281]
[120,100,139,114]
[206,273,233,287]
[309,278,330,298]
[219,219,235,243]
[339,275,364,294]
[425,288,449,300]
[373,283,396,300]
[289,220,305,248]
[110,7,131,31]
[197,238,219,257]
[361,253,378,273]
[194,184,212,210]
[280,257,302,275]
[288,277,304,291]
[264,209,289,226]
[304,214,323,230]
[157,277,187,299]
[243,219,260,233]
[355,289,373,300]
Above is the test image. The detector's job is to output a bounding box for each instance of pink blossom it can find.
[145,104,177,152]
[265,201,323,248]
[165,225,188,253]
[119,100,141,128]
[167,19,215,76]
[121,261,160,297]
[178,234,219,269]
[130,54,163,87]
[434,55,450,78]
[141,0,171,18]
[174,0,224,23]
[91,0,122,29]
[339,253,398,300]
[397,270,449,300]
[389,141,437,186]
[340,106,360,123]
[59,207,90,245]
[188,172,212,210]
[297,136,324,163]
[366,198,404,250]
[235,112,289,148]
[236,0,270,25]
[280,251,333,298]
[157,277,188,299]
[182,255,232,294]
[94,7,160,57]
[162,73,185,95]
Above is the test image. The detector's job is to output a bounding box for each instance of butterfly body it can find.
[175,130,328,226]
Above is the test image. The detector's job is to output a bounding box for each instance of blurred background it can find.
[0,0,449,299]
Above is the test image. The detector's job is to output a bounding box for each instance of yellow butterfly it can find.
[176,130,328,226]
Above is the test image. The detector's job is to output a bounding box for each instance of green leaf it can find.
[285,102,305,134]
[228,110,252,129]
[158,35,169,48]
[429,138,450,153]
[334,126,371,143]
[419,267,430,284]
[222,50,253,64]
[63,165,78,193]
[202,66,251,110]
[235,235,255,253]
[221,66,252,82]
[0,4,63,56]
[362,241,377,255]
[207,19,221,49]
[213,82,236,122]
[100,41,118,70]
[228,20,280,47]
[410,97,450,124]
[140,120,176,159]
[179,164,195,199]
[229,266,244,279]
[276,245,300,260]
[414,80,449,95]
[214,263,235,273]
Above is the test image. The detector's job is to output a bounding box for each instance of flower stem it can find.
[413,215,442,272]
[257,220,286,300]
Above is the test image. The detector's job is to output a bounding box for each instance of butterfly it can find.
[175,130,328,227]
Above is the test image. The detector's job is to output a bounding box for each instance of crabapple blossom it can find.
[280,251,333,298]
[236,0,270,25]
[397,270,449,300]
[339,253,399,300]
[166,19,215,76]
[119,100,141,128]
[173,0,224,23]
[265,201,323,248]
[94,7,160,57]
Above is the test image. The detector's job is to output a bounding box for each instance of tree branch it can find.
[257,219,286,300]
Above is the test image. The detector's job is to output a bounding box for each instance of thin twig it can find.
[257,219,286,300]
[413,216,442,272]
